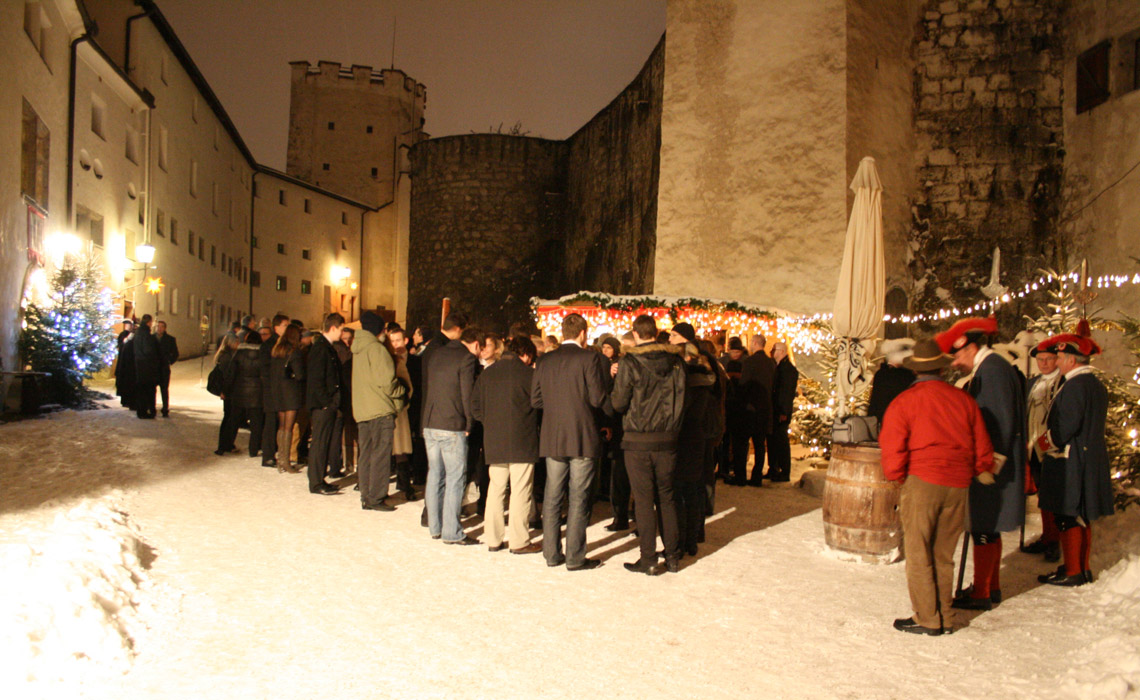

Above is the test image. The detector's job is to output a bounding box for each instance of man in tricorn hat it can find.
[1022,341,1062,561]
[936,317,1026,612]
[881,338,994,636]
[1033,325,1113,586]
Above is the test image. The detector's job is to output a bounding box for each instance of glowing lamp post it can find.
[134,244,161,314]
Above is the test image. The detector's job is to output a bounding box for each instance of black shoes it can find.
[311,483,341,496]
[665,557,680,573]
[362,500,395,511]
[624,559,661,575]
[261,459,277,468]
[567,558,602,571]
[487,543,508,552]
[443,536,480,546]
[1038,566,1090,586]
[604,520,630,532]
[951,586,1000,610]
[893,617,944,636]
[546,556,566,568]
[404,489,419,502]
[213,449,226,456]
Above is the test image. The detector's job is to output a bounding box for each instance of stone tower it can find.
[286,61,427,208]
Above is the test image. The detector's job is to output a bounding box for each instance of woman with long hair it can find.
[213,332,241,455]
[270,324,306,473]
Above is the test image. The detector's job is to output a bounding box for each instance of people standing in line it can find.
[258,315,289,468]
[154,320,179,417]
[1034,329,1114,587]
[305,313,346,496]
[599,336,629,532]
[880,338,994,636]
[115,320,135,409]
[421,312,479,543]
[133,314,161,419]
[269,324,307,474]
[224,329,264,457]
[766,341,799,483]
[213,332,241,455]
[330,327,354,478]
[471,335,542,554]
[460,328,488,517]
[675,340,718,559]
[937,317,1027,613]
[610,314,687,575]
[291,331,316,466]
[868,340,916,425]
[739,333,776,485]
[353,312,408,511]
[532,313,610,571]
[387,326,417,501]
[1022,343,1062,561]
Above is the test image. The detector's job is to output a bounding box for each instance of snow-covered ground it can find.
[1,360,1138,700]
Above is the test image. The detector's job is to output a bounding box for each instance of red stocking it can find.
[1060,527,1082,577]
[991,538,1002,592]
[1079,525,1091,573]
[971,543,999,599]
[1041,510,1059,544]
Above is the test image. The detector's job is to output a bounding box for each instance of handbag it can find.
[831,415,879,445]
[206,365,224,396]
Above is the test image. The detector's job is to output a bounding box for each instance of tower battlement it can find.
[289,60,427,103]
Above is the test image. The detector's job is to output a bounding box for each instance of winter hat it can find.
[601,337,622,357]
[361,311,385,336]
[671,322,697,343]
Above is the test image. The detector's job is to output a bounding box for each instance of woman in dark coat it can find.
[676,344,719,557]
[213,333,240,455]
[222,330,264,456]
[115,326,136,409]
[269,324,306,473]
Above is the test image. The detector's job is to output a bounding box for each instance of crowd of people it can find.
[879,317,1113,637]
[114,315,180,419]
[110,307,801,575]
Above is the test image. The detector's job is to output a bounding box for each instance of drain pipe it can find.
[249,171,259,316]
[65,33,92,230]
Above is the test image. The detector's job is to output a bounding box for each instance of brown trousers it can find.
[900,475,967,631]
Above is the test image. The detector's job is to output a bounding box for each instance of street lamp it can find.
[134,244,161,314]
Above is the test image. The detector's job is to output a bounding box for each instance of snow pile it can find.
[1058,506,1140,700]
[0,496,153,689]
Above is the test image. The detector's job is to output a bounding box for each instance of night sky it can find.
[159,0,666,169]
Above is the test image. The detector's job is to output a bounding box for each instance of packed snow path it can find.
[2,360,1138,699]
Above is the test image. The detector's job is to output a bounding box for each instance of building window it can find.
[252,235,259,249]
[170,218,178,245]
[210,245,216,266]
[21,99,50,209]
[278,190,286,205]
[322,163,330,171]
[327,121,335,130]
[156,209,166,237]
[304,198,311,214]
[341,238,347,251]
[1077,41,1111,114]
[198,238,205,261]
[188,230,195,255]
[189,160,198,197]
[24,2,50,66]
[277,243,286,255]
[301,248,311,260]
[90,96,106,140]
[221,252,227,271]
[301,280,312,295]
[341,212,347,225]
[251,271,261,288]
[276,275,287,292]
[76,205,104,248]
[171,288,179,315]
[158,125,168,171]
[125,124,139,164]
[370,167,378,177]
[188,293,196,319]
[366,125,373,134]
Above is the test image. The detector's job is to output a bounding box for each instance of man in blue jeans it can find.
[532,313,610,570]
[421,312,479,544]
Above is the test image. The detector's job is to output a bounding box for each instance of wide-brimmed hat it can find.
[902,338,952,373]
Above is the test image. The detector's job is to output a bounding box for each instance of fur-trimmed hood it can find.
[623,342,684,356]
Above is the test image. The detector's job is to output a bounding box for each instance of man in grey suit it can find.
[531,313,609,571]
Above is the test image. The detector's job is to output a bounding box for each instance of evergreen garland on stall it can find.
[1022,267,1140,509]
[19,254,116,405]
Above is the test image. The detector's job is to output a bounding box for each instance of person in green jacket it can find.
[352,312,407,511]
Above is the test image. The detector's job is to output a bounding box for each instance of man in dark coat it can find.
[422,312,479,544]
[115,321,136,409]
[938,317,1026,611]
[720,337,748,483]
[305,313,345,496]
[133,315,162,419]
[531,313,609,571]
[868,339,916,424]
[610,314,687,574]
[472,335,541,553]
[766,341,799,482]
[1034,330,1114,587]
[154,320,179,417]
[258,314,290,467]
[1022,344,1062,560]
[739,333,776,485]
[330,328,354,478]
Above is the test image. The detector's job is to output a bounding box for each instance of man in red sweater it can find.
[880,338,995,636]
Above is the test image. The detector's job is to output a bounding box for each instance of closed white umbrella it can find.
[832,156,885,420]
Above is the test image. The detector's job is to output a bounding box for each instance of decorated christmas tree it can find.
[19,253,117,405]
[1023,267,1140,509]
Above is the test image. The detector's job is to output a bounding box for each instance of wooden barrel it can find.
[822,443,902,562]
